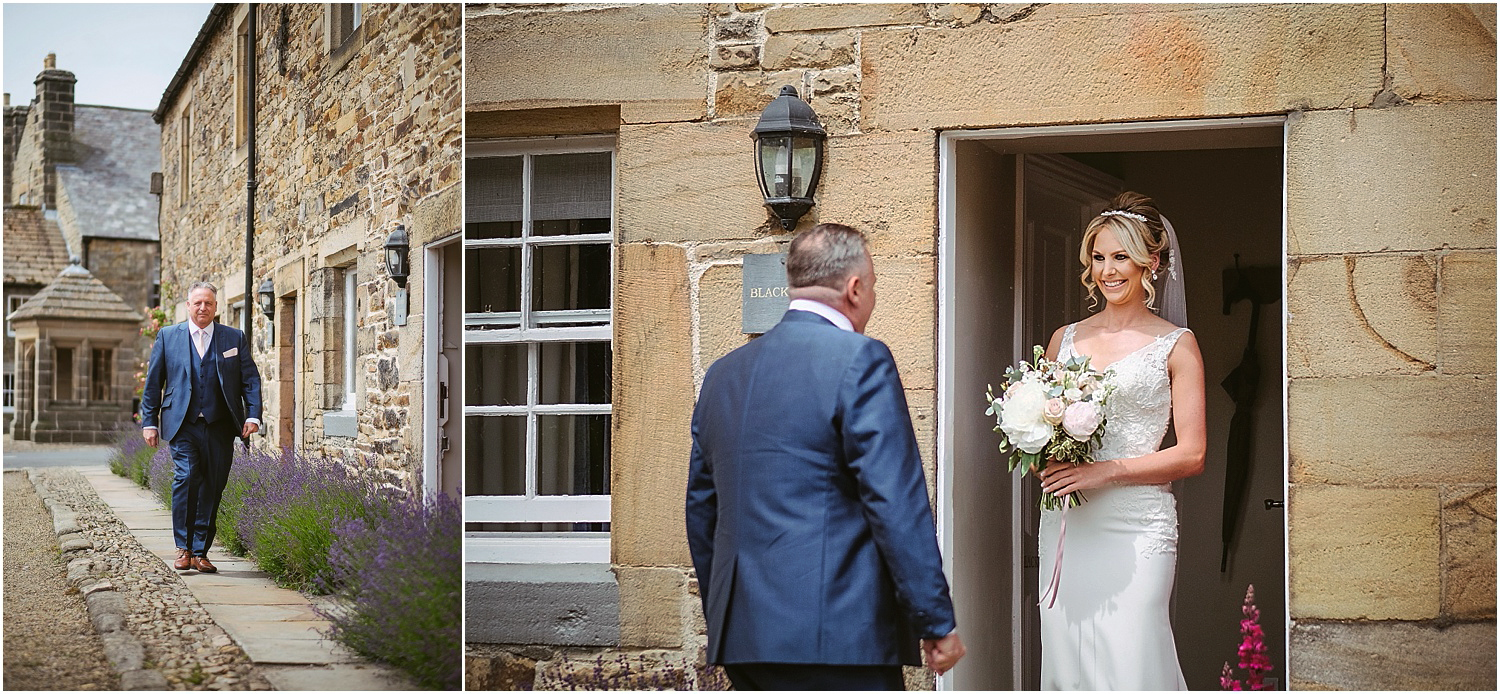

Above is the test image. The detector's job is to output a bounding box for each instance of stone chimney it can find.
[3,90,32,206]
[31,52,78,209]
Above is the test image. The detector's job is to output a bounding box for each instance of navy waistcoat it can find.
[190,342,225,424]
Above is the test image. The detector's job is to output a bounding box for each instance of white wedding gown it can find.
[1038,323,1190,690]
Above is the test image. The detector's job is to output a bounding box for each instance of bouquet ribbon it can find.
[1039,501,1068,609]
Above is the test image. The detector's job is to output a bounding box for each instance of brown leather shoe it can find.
[191,556,217,573]
[174,549,193,570]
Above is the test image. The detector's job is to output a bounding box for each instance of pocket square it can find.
[222,347,238,358]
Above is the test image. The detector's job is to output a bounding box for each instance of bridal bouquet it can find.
[985,345,1114,510]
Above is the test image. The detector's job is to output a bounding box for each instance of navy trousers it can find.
[170,417,235,556]
[722,664,905,691]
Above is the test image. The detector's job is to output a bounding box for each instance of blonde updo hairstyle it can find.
[1079,191,1170,310]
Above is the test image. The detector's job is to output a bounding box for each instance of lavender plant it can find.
[319,490,461,690]
[109,438,460,689]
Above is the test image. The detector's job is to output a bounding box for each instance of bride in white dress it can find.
[1035,192,1207,690]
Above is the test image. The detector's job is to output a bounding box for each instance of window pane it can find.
[467,221,520,240]
[467,156,522,225]
[538,342,611,405]
[465,247,520,318]
[466,343,527,407]
[535,217,610,238]
[537,414,610,496]
[466,415,525,496]
[532,243,610,318]
[532,152,611,223]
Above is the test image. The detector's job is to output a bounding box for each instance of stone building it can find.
[3,54,161,431]
[462,3,1496,691]
[152,3,463,494]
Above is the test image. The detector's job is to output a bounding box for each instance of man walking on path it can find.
[687,223,965,690]
[140,282,262,573]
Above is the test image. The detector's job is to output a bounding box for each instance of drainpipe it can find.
[244,5,257,347]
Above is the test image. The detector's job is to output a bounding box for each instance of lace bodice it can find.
[1060,323,1189,462]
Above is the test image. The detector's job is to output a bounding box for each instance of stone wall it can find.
[157,3,461,488]
[465,3,1496,689]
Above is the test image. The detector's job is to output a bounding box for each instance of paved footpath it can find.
[51,465,418,691]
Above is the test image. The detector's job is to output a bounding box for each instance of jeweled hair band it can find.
[1098,209,1148,223]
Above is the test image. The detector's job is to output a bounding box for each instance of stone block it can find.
[1286,255,1437,378]
[465,651,537,690]
[1388,3,1497,103]
[617,123,769,243]
[907,387,937,498]
[1439,251,1497,375]
[697,262,751,372]
[615,565,688,648]
[1288,375,1495,485]
[1289,485,1440,620]
[712,70,806,119]
[466,105,621,139]
[710,42,760,70]
[612,243,694,567]
[861,4,1383,131]
[864,254,936,391]
[764,3,926,33]
[933,4,985,27]
[1290,620,1496,690]
[1288,102,1496,255]
[465,6,708,112]
[1442,486,1497,618]
[761,33,856,70]
[817,131,937,259]
[465,563,620,646]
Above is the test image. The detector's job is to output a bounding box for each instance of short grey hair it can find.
[187,281,218,297]
[786,223,870,289]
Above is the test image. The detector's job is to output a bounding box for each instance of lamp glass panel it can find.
[757,136,793,198]
[791,137,819,198]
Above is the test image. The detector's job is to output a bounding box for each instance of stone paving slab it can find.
[75,466,417,690]
[260,664,415,691]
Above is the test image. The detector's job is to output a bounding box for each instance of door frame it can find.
[935,115,1289,690]
[424,233,463,498]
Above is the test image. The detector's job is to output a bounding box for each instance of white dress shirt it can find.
[788,298,854,333]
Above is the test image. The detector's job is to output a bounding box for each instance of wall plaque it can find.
[741,252,789,334]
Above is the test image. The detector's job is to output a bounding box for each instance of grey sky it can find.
[4,3,213,112]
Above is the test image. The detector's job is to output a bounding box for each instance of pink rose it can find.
[1042,398,1066,425]
[1062,401,1103,442]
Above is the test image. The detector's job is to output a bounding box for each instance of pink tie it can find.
[195,330,207,359]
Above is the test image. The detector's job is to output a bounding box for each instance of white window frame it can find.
[343,267,357,410]
[465,135,616,563]
[6,294,32,337]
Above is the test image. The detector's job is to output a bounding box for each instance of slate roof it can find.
[56,105,160,242]
[2,206,71,286]
[7,260,143,323]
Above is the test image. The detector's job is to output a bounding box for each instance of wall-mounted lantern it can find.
[385,224,411,326]
[752,85,827,231]
[385,224,410,288]
[257,277,275,319]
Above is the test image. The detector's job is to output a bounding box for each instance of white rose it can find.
[1062,401,1104,442]
[1000,380,1054,454]
[1064,387,1084,402]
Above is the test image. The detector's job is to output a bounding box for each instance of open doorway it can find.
[937,118,1287,690]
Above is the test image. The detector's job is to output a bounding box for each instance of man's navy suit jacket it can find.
[140,321,262,444]
[686,309,956,666]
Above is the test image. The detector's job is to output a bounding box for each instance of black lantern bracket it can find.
[752,85,827,231]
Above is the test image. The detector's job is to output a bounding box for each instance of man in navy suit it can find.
[687,224,965,690]
[141,282,262,573]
